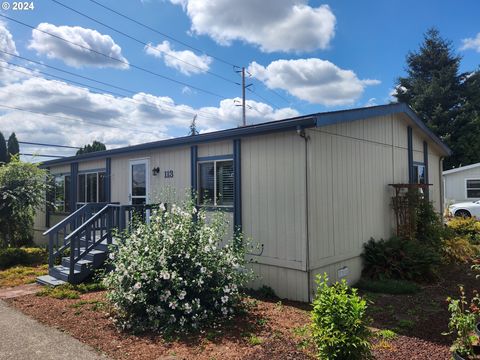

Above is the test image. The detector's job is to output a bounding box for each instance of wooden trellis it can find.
[389,183,431,240]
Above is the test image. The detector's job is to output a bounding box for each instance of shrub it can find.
[442,236,478,264]
[0,247,47,270]
[104,202,254,333]
[311,274,372,360]
[355,278,420,295]
[444,286,480,358]
[361,237,441,281]
[447,217,480,244]
[0,156,50,247]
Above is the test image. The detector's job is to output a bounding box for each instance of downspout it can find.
[439,156,445,222]
[297,126,311,302]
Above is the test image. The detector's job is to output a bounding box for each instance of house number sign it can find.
[164,170,174,178]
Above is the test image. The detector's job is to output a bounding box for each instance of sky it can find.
[0,0,479,159]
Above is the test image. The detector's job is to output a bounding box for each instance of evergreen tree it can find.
[189,114,199,136]
[6,132,19,162]
[76,140,106,155]
[394,28,479,169]
[0,132,7,165]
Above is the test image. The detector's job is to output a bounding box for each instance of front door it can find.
[129,159,149,205]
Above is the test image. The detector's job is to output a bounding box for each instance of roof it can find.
[40,102,452,167]
[443,162,480,175]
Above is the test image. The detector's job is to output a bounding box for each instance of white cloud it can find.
[0,77,298,155]
[461,33,480,52]
[0,22,33,84]
[170,0,336,53]
[28,23,129,69]
[145,40,212,75]
[248,58,380,106]
[364,98,377,107]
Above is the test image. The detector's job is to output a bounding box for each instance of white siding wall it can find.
[241,131,309,300]
[444,167,480,205]
[307,113,443,298]
[110,146,191,204]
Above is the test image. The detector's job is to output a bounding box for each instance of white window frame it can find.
[77,170,106,205]
[197,159,234,208]
[52,173,70,213]
[128,158,150,205]
[413,163,426,184]
[465,178,480,199]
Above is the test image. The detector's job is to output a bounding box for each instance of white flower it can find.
[160,270,170,280]
[133,282,142,290]
[169,301,177,309]
[159,203,166,211]
[178,290,187,300]
[184,303,192,314]
[223,286,230,293]
[200,267,206,274]
[221,295,229,304]
[221,307,228,315]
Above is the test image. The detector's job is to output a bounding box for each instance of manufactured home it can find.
[443,162,480,206]
[34,103,451,302]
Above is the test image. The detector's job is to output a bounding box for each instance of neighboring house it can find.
[443,163,480,206]
[34,103,451,302]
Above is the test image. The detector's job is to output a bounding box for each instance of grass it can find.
[0,264,48,288]
[247,334,263,346]
[375,329,398,340]
[37,282,106,300]
[355,278,421,295]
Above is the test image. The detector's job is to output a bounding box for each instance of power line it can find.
[0,14,227,100]
[51,0,240,86]
[18,141,80,149]
[85,0,294,111]
[20,153,66,158]
[87,0,239,68]
[246,87,280,110]
[0,57,221,122]
[0,103,165,135]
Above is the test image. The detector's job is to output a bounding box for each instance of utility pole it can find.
[241,67,246,127]
[235,66,252,127]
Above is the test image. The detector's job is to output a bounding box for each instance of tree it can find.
[189,114,199,136]
[76,140,106,155]
[6,132,19,162]
[394,28,475,169]
[0,156,50,247]
[0,132,7,165]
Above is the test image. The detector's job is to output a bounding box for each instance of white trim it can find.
[443,162,480,175]
[128,158,150,205]
[465,178,480,200]
[196,159,234,208]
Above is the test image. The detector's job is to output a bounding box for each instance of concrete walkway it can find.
[0,300,108,360]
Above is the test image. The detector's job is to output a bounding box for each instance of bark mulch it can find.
[6,263,477,360]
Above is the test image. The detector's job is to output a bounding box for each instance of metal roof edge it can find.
[315,102,452,156]
[443,162,480,175]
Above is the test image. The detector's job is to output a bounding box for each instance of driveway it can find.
[0,300,107,360]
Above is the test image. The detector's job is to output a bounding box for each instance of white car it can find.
[449,201,480,218]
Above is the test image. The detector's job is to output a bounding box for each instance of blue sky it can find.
[0,0,479,158]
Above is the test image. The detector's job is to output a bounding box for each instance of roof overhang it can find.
[314,102,452,157]
[443,162,480,175]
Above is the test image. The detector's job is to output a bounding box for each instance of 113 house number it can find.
[164,170,174,178]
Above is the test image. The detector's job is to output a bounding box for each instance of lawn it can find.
[0,264,47,288]
[5,262,476,360]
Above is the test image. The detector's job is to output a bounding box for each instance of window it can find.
[198,160,234,207]
[53,174,71,213]
[77,171,106,204]
[466,179,480,199]
[412,164,426,184]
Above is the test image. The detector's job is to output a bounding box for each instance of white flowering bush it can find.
[104,202,253,333]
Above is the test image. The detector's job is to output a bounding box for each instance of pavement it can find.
[0,283,41,299]
[0,299,108,360]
